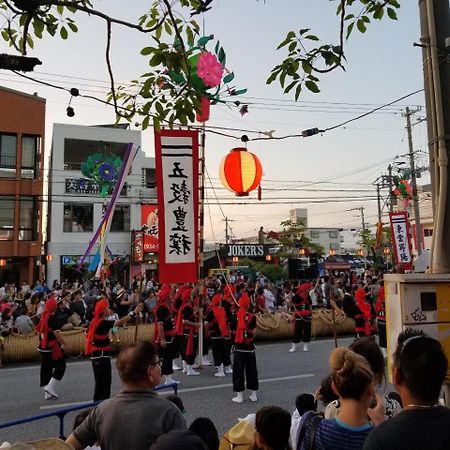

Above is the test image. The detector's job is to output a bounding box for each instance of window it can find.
[330,243,339,250]
[63,203,93,232]
[142,168,156,188]
[19,196,37,240]
[0,196,15,240]
[0,134,17,178]
[329,230,339,239]
[110,205,130,232]
[310,230,320,239]
[21,136,39,179]
[424,228,433,237]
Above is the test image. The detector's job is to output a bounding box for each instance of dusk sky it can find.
[0,0,430,246]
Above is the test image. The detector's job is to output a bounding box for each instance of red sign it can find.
[141,204,159,253]
[155,128,199,284]
[132,230,144,263]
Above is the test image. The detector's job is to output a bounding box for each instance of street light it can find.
[357,249,364,257]
[298,248,306,256]
[0,259,6,267]
[329,249,335,257]
[265,255,272,262]
[232,256,238,265]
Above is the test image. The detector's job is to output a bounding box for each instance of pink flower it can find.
[196,51,223,88]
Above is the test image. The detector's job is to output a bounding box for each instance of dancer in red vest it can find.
[85,297,143,401]
[231,292,259,403]
[36,296,68,400]
[289,282,313,353]
[206,292,233,377]
[154,284,179,384]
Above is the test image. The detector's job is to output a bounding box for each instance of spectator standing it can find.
[363,330,450,450]
[66,342,186,450]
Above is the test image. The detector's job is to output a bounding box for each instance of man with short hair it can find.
[66,342,185,450]
[363,329,450,450]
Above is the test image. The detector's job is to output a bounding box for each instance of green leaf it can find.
[232,89,247,96]
[280,71,287,88]
[288,41,297,53]
[346,22,355,39]
[287,31,295,39]
[186,27,194,46]
[142,115,150,130]
[33,20,44,39]
[356,19,366,33]
[164,21,172,36]
[67,22,78,33]
[214,40,220,54]
[305,80,320,93]
[294,83,302,101]
[305,35,319,41]
[60,26,68,39]
[362,15,370,23]
[387,7,398,20]
[57,5,64,15]
[140,47,154,56]
[299,28,310,35]
[155,102,164,116]
[284,80,298,94]
[67,5,77,13]
[198,35,213,47]
[373,8,384,20]
[218,47,226,68]
[149,53,162,66]
[223,72,234,83]
[26,34,34,49]
[155,25,162,41]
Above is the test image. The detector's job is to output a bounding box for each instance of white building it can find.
[304,227,343,255]
[289,208,308,228]
[46,123,156,284]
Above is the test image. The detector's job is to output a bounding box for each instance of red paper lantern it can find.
[219,147,262,197]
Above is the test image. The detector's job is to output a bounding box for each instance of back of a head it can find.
[116,342,158,384]
[189,417,219,450]
[394,329,448,403]
[329,347,374,400]
[319,375,339,406]
[151,430,208,450]
[349,337,385,384]
[295,393,317,416]
[73,409,93,430]
[255,406,291,450]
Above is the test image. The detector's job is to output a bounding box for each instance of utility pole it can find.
[376,183,382,223]
[223,217,234,244]
[403,107,423,256]
[388,164,394,213]
[418,0,450,272]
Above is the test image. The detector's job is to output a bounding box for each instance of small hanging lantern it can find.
[219,147,262,197]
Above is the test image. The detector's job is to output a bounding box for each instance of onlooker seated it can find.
[254,406,292,450]
[14,307,34,334]
[299,347,382,450]
[66,342,185,450]
[290,393,317,449]
[53,299,72,330]
[363,329,450,450]
[189,418,219,450]
[152,430,208,450]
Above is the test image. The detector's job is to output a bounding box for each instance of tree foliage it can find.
[278,219,324,255]
[0,0,402,128]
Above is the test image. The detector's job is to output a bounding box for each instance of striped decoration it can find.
[219,147,262,196]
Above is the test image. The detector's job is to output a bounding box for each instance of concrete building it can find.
[46,124,156,284]
[304,227,343,255]
[289,208,308,227]
[0,86,46,286]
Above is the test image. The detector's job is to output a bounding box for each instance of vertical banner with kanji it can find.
[389,211,413,270]
[141,204,159,253]
[155,129,199,283]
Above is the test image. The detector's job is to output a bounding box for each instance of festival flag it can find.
[78,143,140,271]
[155,129,199,283]
[389,211,413,270]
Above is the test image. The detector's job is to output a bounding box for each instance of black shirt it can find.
[156,305,175,332]
[38,316,60,351]
[363,406,450,450]
[92,320,115,351]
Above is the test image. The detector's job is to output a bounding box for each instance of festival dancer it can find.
[352,287,374,338]
[375,281,387,358]
[85,297,143,401]
[154,284,179,384]
[231,292,259,403]
[206,292,233,377]
[289,282,313,353]
[176,285,200,376]
[36,296,68,400]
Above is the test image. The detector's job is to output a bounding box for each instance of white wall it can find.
[46,124,156,282]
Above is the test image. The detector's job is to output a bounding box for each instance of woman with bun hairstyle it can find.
[299,347,383,450]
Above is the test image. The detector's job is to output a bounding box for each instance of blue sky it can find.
[0,0,430,246]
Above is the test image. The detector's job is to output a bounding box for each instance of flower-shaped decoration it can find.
[80,152,122,198]
[196,52,223,88]
[392,177,413,210]
[166,35,247,122]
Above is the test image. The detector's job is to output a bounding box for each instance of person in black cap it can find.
[151,430,207,450]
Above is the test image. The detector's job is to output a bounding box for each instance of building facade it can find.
[304,227,343,255]
[0,86,45,286]
[47,124,156,284]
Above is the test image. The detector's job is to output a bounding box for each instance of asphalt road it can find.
[0,337,357,444]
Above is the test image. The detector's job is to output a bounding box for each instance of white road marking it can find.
[38,373,315,410]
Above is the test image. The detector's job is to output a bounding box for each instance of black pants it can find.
[211,337,231,367]
[182,334,198,365]
[377,320,387,348]
[232,350,258,392]
[203,334,210,356]
[293,319,312,343]
[159,338,177,375]
[91,356,112,401]
[39,351,66,387]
